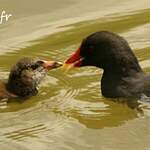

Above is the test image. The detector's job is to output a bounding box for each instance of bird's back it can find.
[0,80,16,101]
[121,73,150,98]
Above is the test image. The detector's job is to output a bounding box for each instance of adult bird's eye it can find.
[88,45,94,52]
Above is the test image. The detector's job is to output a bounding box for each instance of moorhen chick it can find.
[64,31,150,98]
[0,57,62,101]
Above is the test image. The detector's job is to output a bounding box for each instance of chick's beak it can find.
[42,60,62,70]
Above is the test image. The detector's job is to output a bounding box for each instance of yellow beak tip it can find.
[62,63,74,71]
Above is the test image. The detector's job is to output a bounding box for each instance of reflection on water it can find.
[0,0,150,150]
[4,124,47,141]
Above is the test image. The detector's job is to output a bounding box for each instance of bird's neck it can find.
[6,80,38,98]
[101,64,143,98]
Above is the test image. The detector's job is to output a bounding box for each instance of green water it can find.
[0,1,150,150]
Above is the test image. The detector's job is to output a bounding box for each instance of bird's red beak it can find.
[42,60,62,70]
[65,48,83,67]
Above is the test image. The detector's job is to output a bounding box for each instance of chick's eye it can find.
[31,64,39,70]
[31,61,44,70]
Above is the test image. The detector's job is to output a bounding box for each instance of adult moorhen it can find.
[64,31,150,98]
[0,57,62,101]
